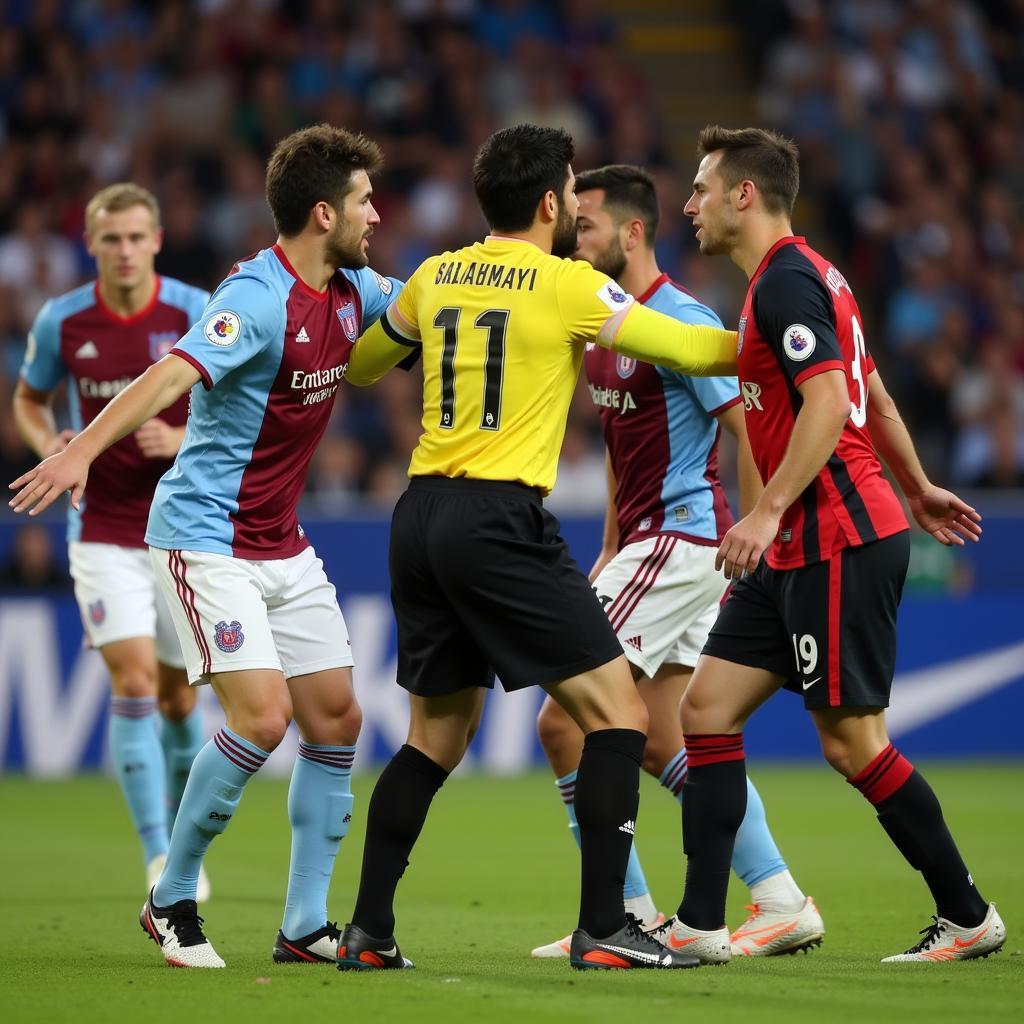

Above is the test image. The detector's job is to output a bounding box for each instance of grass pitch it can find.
[2,764,1021,1024]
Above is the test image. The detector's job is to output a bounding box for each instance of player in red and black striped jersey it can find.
[663,126,1004,964]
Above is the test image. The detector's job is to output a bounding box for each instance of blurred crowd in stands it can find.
[0,0,1022,518]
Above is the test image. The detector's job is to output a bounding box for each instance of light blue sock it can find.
[160,706,204,831]
[281,742,356,939]
[153,726,268,906]
[556,770,651,901]
[109,697,168,864]
[662,747,787,887]
[732,776,788,887]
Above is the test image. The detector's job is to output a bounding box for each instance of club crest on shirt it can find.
[204,311,241,347]
[336,302,359,341]
[88,599,105,625]
[783,323,815,361]
[616,354,637,379]
[214,620,245,653]
[149,331,179,361]
[737,316,747,356]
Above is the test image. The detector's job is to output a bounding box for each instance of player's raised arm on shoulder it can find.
[865,367,981,546]
[598,302,738,377]
[347,313,421,387]
[346,270,421,387]
[9,354,201,516]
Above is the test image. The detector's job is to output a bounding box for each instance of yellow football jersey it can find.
[380,236,643,492]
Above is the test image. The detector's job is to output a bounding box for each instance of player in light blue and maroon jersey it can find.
[14,182,209,899]
[531,165,823,962]
[670,125,1003,963]
[10,126,402,969]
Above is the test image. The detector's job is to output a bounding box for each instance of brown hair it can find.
[697,125,800,216]
[266,124,384,237]
[85,183,161,234]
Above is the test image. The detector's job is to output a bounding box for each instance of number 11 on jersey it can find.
[435,307,509,431]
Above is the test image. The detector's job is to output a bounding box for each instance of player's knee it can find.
[536,699,574,756]
[818,732,856,777]
[237,711,290,753]
[109,666,157,700]
[641,734,672,778]
[157,683,195,723]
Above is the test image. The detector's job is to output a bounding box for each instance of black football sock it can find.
[676,734,748,932]
[350,743,449,938]
[573,728,646,939]
[849,744,987,927]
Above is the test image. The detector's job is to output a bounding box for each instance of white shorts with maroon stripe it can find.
[150,545,354,685]
[592,534,727,677]
[69,541,185,669]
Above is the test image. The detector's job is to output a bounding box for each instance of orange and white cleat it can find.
[650,916,731,964]
[531,912,665,959]
[730,897,825,957]
[882,904,1005,963]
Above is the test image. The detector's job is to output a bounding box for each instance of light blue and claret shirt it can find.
[146,244,401,559]
[585,272,741,547]
[20,276,208,547]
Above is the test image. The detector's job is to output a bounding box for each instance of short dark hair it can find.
[574,164,659,247]
[696,125,800,217]
[266,124,384,237]
[472,124,575,233]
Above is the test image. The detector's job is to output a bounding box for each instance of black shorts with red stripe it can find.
[701,530,910,709]
[389,476,624,697]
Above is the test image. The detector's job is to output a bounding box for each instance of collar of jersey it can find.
[271,244,330,302]
[751,235,806,282]
[94,277,161,325]
[484,234,545,252]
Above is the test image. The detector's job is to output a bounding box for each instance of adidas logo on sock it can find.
[625,635,642,651]
[295,326,310,343]
[618,819,636,835]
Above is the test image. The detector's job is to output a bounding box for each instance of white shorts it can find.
[69,541,185,668]
[150,545,354,685]
[592,534,728,677]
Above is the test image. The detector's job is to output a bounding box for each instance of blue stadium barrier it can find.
[1,514,1022,775]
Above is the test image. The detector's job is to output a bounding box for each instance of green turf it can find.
[2,765,1021,1023]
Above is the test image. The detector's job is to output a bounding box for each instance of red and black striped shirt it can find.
[737,237,908,569]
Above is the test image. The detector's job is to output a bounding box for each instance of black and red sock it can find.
[849,744,987,927]
[676,733,748,931]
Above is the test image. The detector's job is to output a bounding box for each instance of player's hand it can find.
[8,447,91,515]
[135,419,185,459]
[44,429,77,457]
[588,546,616,583]
[716,507,780,580]
[908,487,982,546]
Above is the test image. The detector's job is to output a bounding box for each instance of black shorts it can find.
[389,476,624,697]
[702,531,910,710]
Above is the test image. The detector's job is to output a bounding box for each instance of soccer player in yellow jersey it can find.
[336,125,737,973]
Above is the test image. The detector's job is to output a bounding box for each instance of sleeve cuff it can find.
[706,394,742,418]
[171,348,213,390]
[793,359,845,388]
[381,308,421,348]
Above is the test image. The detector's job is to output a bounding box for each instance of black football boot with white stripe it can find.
[570,913,701,970]
[273,921,341,963]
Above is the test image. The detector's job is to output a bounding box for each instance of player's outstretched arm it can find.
[9,354,201,516]
[865,368,981,546]
[598,303,738,377]
[346,317,419,387]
